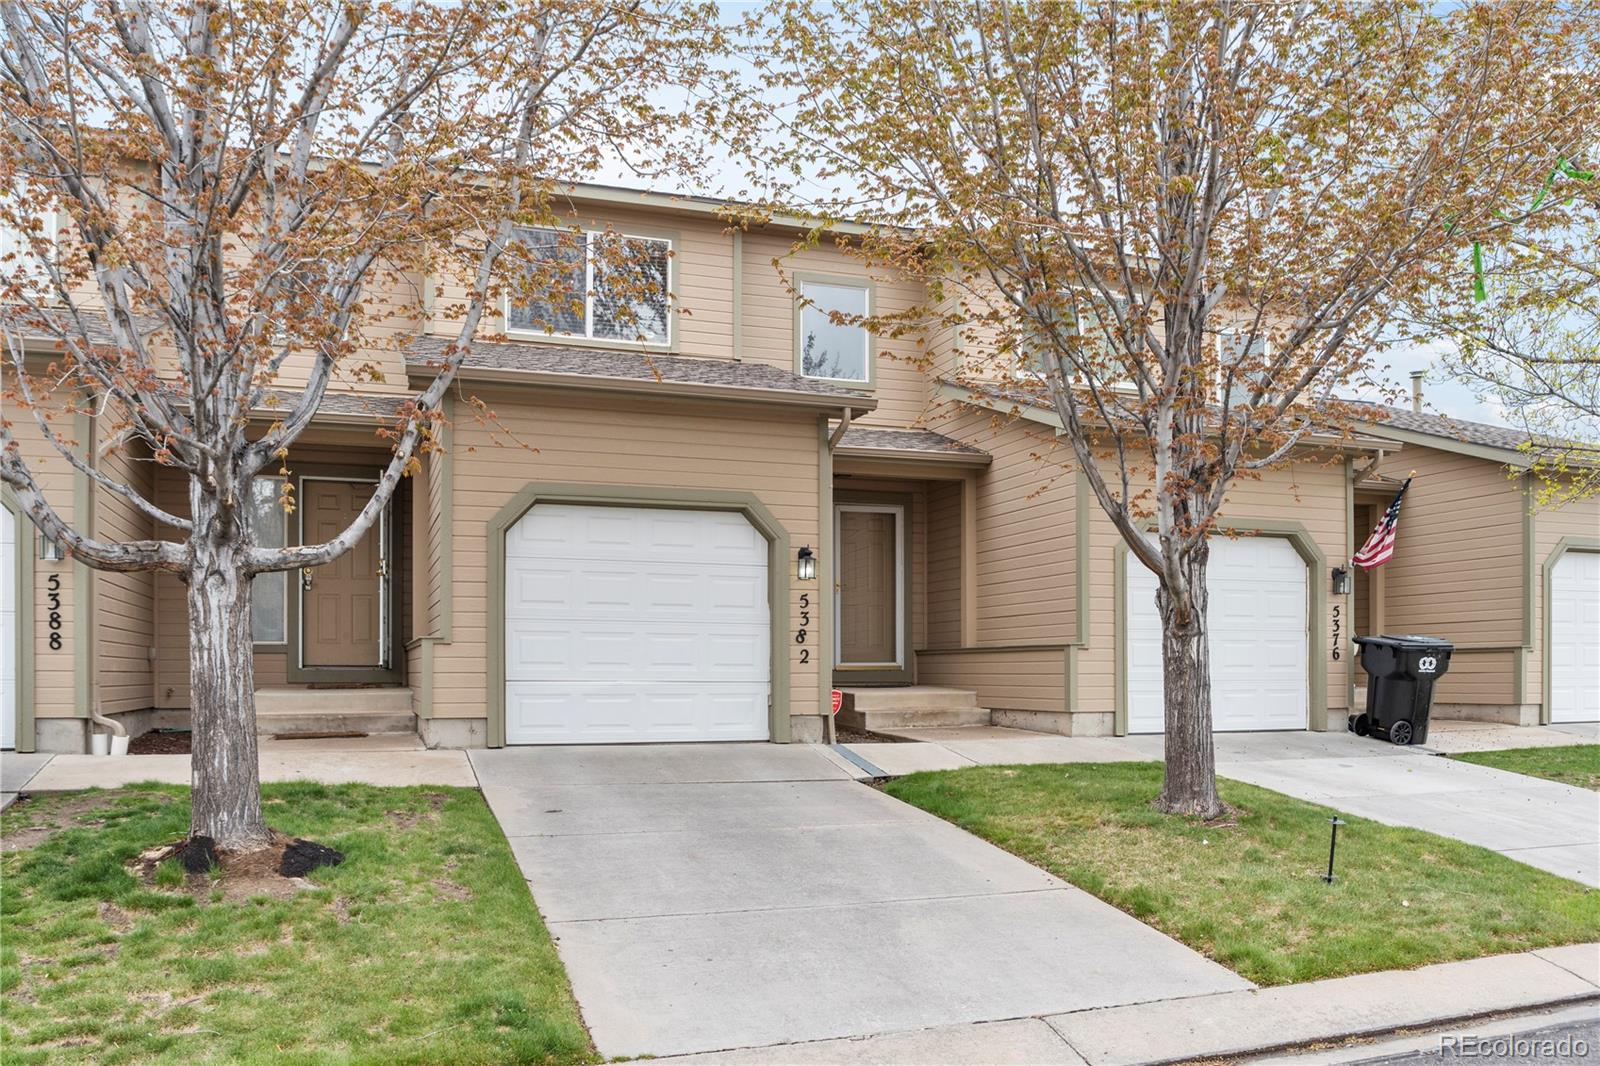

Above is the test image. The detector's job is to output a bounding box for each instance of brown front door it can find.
[837,505,901,665]
[302,479,382,667]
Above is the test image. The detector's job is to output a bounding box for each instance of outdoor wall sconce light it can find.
[39,532,65,562]
[797,545,817,581]
[1331,566,1351,596]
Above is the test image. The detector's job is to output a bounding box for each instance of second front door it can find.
[301,479,383,668]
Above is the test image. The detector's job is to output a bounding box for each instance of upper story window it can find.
[1217,329,1270,408]
[1018,288,1130,382]
[0,195,59,297]
[505,226,672,346]
[798,280,870,382]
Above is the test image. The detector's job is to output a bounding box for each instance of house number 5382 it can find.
[796,593,810,664]
[47,574,64,651]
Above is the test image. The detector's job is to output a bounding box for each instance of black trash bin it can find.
[1350,634,1454,745]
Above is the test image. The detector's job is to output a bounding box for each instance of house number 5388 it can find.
[47,574,64,650]
[796,593,810,664]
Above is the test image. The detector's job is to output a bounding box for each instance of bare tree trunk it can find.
[1154,545,1223,819]
[186,528,271,851]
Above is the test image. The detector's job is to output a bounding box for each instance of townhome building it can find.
[3,183,1594,752]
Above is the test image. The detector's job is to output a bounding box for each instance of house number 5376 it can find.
[796,593,810,664]
[47,574,64,651]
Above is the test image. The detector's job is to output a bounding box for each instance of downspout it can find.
[820,407,854,747]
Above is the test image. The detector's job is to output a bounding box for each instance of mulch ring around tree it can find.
[129,830,344,901]
[128,729,192,755]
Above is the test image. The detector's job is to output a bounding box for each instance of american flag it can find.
[1353,478,1412,569]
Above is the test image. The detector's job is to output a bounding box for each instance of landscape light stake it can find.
[1323,817,1346,883]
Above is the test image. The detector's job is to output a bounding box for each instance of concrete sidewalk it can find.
[473,742,1249,1059]
[5,737,477,792]
[664,943,1600,1065]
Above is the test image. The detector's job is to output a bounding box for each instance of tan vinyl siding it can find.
[432,389,822,723]
[1372,445,1525,646]
[1433,648,1518,707]
[925,481,963,649]
[2,367,80,719]
[931,406,1077,646]
[91,434,156,713]
[1528,489,1600,706]
[918,647,1067,714]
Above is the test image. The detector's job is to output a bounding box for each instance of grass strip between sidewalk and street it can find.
[1,783,594,1066]
[884,761,1600,987]
[1449,745,1600,791]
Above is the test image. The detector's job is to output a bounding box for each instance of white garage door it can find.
[1,506,14,749]
[1550,550,1600,723]
[504,503,771,744]
[1126,536,1308,734]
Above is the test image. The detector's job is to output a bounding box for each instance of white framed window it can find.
[1218,329,1270,407]
[799,281,870,382]
[505,226,672,346]
[0,195,59,297]
[1018,288,1130,382]
[247,477,288,644]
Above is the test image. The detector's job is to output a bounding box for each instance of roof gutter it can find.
[411,363,877,418]
[939,381,1397,455]
[834,444,992,468]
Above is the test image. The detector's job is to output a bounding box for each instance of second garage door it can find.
[1126,535,1309,734]
[504,503,771,744]
[1549,550,1600,723]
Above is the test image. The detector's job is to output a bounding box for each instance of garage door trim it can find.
[1113,518,1327,736]
[486,483,791,747]
[1,489,37,752]
[1542,537,1600,726]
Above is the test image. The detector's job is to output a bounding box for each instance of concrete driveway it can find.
[471,743,1249,1059]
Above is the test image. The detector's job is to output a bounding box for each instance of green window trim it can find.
[484,483,794,748]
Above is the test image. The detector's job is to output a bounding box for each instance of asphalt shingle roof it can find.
[407,335,871,403]
[1356,404,1534,453]
[837,425,989,459]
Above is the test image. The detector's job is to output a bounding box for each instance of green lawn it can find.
[1,783,594,1066]
[1450,745,1600,791]
[884,762,1600,986]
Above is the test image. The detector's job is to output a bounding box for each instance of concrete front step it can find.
[253,686,416,736]
[254,711,418,736]
[837,686,980,712]
[254,686,413,715]
[836,686,991,732]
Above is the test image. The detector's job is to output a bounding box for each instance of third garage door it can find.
[1126,536,1308,734]
[1550,550,1600,723]
[504,503,771,744]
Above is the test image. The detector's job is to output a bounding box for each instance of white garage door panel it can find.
[506,684,770,744]
[1,506,14,749]
[1127,535,1308,734]
[508,623,768,682]
[1550,551,1600,723]
[505,504,771,744]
